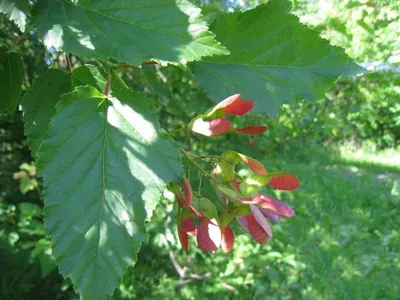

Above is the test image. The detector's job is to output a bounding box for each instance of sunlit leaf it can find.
[36,86,182,299]
[34,0,228,66]
[191,0,365,114]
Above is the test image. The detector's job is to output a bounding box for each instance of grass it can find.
[119,148,400,299]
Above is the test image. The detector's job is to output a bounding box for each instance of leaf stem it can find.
[66,54,72,72]
[112,61,158,69]
[104,67,111,96]
[179,148,210,177]
[8,25,33,53]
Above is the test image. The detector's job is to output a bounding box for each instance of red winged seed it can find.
[239,155,268,176]
[180,217,197,236]
[267,173,300,190]
[235,194,295,217]
[197,218,222,253]
[250,204,273,237]
[233,126,268,135]
[221,226,235,253]
[260,208,280,223]
[182,178,193,207]
[245,215,270,244]
[214,94,254,116]
[236,216,249,233]
[257,195,295,217]
[191,118,231,136]
[178,225,189,251]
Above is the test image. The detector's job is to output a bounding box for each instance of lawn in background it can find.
[120,149,400,300]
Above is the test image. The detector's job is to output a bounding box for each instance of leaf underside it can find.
[36,86,182,299]
[0,49,24,112]
[34,0,228,66]
[190,0,365,114]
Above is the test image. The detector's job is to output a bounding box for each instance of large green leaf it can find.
[72,64,127,93]
[0,49,24,112]
[0,0,29,31]
[34,0,228,66]
[21,69,72,156]
[36,86,182,299]
[190,0,365,114]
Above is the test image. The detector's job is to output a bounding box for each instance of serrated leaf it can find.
[0,49,24,112]
[0,0,29,31]
[190,0,365,114]
[21,69,72,156]
[72,65,127,93]
[36,86,182,299]
[34,0,228,66]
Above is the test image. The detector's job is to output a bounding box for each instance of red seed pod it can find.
[232,126,268,135]
[221,226,235,253]
[182,178,193,207]
[197,218,222,253]
[213,94,254,116]
[267,172,300,190]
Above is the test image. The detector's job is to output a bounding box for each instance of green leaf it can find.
[36,86,182,299]
[0,0,29,31]
[72,65,127,93]
[21,69,72,156]
[0,49,24,112]
[190,0,365,114]
[34,0,228,66]
[191,197,219,220]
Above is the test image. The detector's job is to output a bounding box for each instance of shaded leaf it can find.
[36,86,182,299]
[191,197,219,220]
[72,65,127,93]
[21,69,72,156]
[191,0,365,114]
[34,0,228,66]
[0,49,24,112]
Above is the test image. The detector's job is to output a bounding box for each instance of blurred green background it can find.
[1,0,399,299]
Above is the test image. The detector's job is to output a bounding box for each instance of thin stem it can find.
[198,175,203,196]
[104,68,111,96]
[179,148,210,177]
[112,61,157,69]
[8,25,33,53]
[66,54,72,72]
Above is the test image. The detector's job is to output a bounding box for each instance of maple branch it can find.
[66,54,72,72]
[179,148,210,177]
[113,61,158,69]
[8,25,33,53]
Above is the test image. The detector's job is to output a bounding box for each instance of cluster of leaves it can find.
[0,0,362,299]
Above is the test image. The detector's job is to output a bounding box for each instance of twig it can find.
[179,148,210,177]
[113,61,157,69]
[66,54,72,72]
[7,25,33,53]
